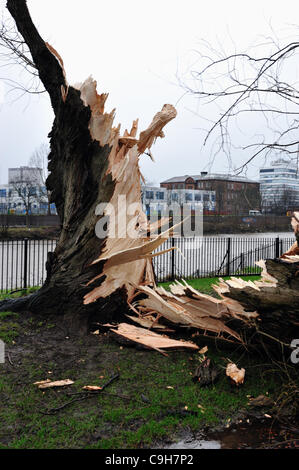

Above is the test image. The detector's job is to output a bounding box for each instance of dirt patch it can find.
[0,311,298,449]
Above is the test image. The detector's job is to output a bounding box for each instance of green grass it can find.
[159,275,261,296]
[0,275,289,449]
[0,287,40,303]
[0,311,20,343]
[0,342,282,449]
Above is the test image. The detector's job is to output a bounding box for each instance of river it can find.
[211,231,293,238]
[0,232,296,291]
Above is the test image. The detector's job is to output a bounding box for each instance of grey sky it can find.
[1,0,299,185]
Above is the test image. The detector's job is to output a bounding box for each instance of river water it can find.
[152,232,294,282]
[0,232,296,291]
[160,421,299,449]
[211,231,293,238]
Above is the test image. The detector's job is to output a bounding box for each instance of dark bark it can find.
[6,0,66,113]
[0,1,127,328]
[1,1,176,331]
[224,258,299,348]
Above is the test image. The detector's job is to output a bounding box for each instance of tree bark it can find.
[2,1,298,350]
[220,259,299,348]
[0,0,176,332]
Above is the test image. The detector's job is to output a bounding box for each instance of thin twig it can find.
[39,373,120,415]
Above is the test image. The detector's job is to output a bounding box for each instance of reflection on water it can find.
[211,231,293,238]
[167,439,221,449]
[162,422,299,449]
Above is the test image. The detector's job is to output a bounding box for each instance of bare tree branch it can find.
[0,12,44,96]
[180,34,299,173]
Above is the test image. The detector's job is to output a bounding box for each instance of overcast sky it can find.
[0,0,299,185]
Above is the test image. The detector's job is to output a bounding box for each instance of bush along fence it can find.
[0,236,294,292]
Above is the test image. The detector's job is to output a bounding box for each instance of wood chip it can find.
[110,323,199,355]
[82,385,102,391]
[34,379,74,389]
[226,363,245,386]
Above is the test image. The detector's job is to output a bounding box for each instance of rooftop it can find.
[161,173,258,184]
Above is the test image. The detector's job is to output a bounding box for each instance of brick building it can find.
[160,172,260,215]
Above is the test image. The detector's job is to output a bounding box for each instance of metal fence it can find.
[152,236,294,282]
[0,239,57,293]
[0,236,295,292]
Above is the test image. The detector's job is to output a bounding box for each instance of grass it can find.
[0,286,40,301]
[159,275,261,296]
[0,287,39,344]
[0,340,283,449]
[0,312,20,343]
[0,275,293,449]
[0,226,59,240]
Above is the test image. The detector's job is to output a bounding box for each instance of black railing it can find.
[0,236,295,292]
[152,236,294,282]
[0,239,57,293]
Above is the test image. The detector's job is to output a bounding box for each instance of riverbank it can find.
[0,226,60,240]
[0,226,293,241]
[203,215,292,235]
[0,280,297,449]
[0,214,293,239]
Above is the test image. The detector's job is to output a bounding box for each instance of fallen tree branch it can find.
[39,373,120,415]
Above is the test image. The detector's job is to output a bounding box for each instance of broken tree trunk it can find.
[1,1,298,350]
[126,215,299,350]
[0,0,177,330]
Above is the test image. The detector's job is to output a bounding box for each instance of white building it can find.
[0,166,56,215]
[9,166,43,185]
[259,158,299,213]
[141,187,168,216]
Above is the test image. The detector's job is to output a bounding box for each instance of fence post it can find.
[171,237,175,281]
[275,237,280,258]
[23,238,28,289]
[226,237,231,277]
[240,252,244,273]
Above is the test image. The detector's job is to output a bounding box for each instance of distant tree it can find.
[9,165,43,224]
[29,143,51,214]
[262,185,298,215]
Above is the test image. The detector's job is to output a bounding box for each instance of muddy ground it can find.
[0,310,298,449]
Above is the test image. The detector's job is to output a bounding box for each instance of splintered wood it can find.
[110,323,199,355]
[75,71,297,350]
[70,70,265,348]
[73,76,177,306]
[127,279,259,344]
[34,379,74,389]
[226,363,245,386]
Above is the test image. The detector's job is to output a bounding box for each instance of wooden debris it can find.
[125,314,174,332]
[109,323,199,355]
[82,385,102,391]
[248,395,274,408]
[193,358,220,386]
[34,379,74,389]
[133,283,244,342]
[226,363,245,386]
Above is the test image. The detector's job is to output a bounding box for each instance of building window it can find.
[145,191,154,199]
[185,193,192,202]
[155,191,164,200]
